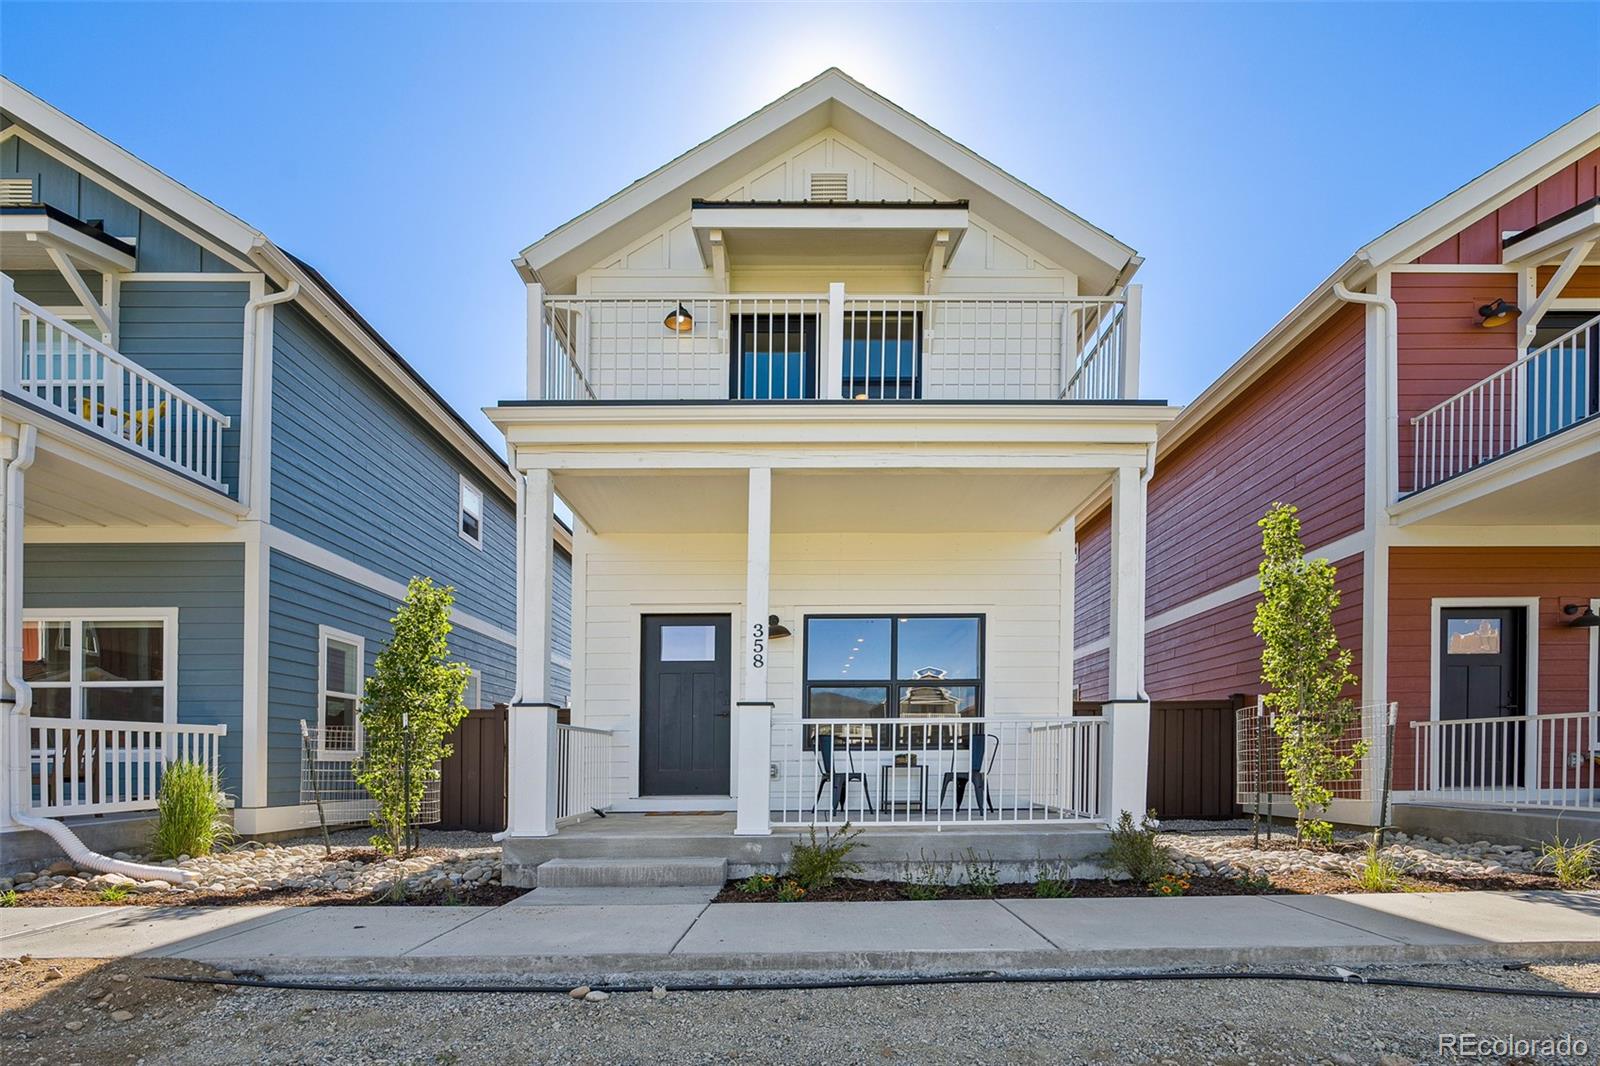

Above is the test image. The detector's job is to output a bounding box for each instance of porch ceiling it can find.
[556,468,1104,534]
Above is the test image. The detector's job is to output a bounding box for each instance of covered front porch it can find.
[488,401,1176,870]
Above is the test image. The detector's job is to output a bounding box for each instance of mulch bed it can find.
[714,868,1567,903]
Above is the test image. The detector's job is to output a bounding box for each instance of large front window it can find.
[803,614,983,720]
[22,612,173,723]
[731,313,817,399]
[843,310,921,399]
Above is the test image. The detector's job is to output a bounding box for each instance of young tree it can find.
[355,577,472,855]
[1252,503,1366,845]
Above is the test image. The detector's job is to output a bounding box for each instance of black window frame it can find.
[802,613,985,725]
[843,309,922,400]
[729,312,818,400]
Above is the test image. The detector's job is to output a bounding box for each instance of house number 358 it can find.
[751,621,766,669]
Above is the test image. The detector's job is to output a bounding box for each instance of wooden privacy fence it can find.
[437,707,509,833]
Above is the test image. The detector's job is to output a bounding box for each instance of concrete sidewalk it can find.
[2,890,1597,981]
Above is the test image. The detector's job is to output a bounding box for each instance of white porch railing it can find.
[555,723,617,822]
[534,288,1136,402]
[3,288,232,491]
[1408,711,1598,812]
[22,717,226,817]
[769,716,1105,828]
[1410,313,1599,492]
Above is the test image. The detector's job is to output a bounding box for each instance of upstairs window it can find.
[730,313,817,400]
[843,310,921,399]
[459,476,484,549]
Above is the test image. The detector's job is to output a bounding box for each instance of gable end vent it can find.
[0,178,36,206]
[808,172,850,201]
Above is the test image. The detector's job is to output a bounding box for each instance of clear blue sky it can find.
[4,3,1597,442]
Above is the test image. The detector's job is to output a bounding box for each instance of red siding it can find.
[1387,547,1600,790]
[1074,507,1112,648]
[1416,148,1600,264]
[1392,272,1519,492]
[1539,264,1600,299]
[1145,553,1364,703]
[1145,304,1366,609]
[1075,648,1108,704]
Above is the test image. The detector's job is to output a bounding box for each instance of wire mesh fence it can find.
[298,723,440,828]
[1235,699,1395,810]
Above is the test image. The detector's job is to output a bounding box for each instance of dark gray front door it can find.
[640,615,731,796]
[1439,607,1526,787]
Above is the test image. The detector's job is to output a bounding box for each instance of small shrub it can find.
[1236,870,1274,893]
[1034,858,1075,899]
[1104,809,1171,883]
[901,855,948,901]
[960,849,999,897]
[1151,873,1190,897]
[776,879,807,903]
[786,822,864,891]
[737,874,775,896]
[151,761,232,860]
[1351,839,1405,893]
[96,884,130,903]
[0,890,17,907]
[1539,837,1598,889]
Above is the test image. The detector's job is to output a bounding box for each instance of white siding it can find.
[573,529,1068,803]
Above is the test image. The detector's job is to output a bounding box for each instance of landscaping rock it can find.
[568,986,591,1000]
[584,990,610,1003]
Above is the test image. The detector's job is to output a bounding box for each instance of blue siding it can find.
[0,137,233,273]
[118,281,248,498]
[266,550,514,806]
[23,543,246,799]
[269,305,515,631]
[551,546,572,704]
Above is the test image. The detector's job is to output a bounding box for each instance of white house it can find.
[488,70,1178,883]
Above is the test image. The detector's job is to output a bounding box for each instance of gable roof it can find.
[517,68,1140,295]
[0,76,514,499]
[1157,103,1600,464]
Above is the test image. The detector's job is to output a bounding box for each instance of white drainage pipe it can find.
[4,425,191,884]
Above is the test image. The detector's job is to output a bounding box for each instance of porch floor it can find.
[502,813,1111,888]
[1394,800,1600,849]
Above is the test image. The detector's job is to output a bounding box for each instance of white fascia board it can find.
[0,76,263,257]
[1501,204,1600,265]
[0,215,137,273]
[517,68,1136,289]
[250,243,516,501]
[1359,104,1600,268]
[690,204,968,232]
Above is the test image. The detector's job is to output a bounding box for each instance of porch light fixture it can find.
[663,303,694,333]
[767,615,792,638]
[1477,298,1519,328]
[1561,603,1600,628]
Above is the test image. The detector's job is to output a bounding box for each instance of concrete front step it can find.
[535,857,728,888]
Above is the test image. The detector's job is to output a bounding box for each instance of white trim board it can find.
[1072,530,1368,658]
[260,524,517,646]
[20,607,179,725]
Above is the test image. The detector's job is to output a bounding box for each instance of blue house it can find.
[0,78,567,848]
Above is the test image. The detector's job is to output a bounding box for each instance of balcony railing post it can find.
[823,282,846,399]
[0,274,18,393]
[1120,285,1141,400]
[526,281,546,400]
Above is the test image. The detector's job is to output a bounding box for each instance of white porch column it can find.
[1102,462,1150,821]
[0,431,14,831]
[823,282,846,399]
[508,467,559,837]
[1120,284,1142,399]
[526,281,546,400]
[734,467,773,836]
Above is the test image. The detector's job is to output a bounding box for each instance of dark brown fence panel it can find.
[1147,701,1236,819]
[438,707,508,833]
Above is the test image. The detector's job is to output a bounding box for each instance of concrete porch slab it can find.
[508,886,720,906]
[1394,801,1600,849]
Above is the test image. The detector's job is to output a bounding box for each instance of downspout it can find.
[240,282,300,509]
[4,426,194,884]
[1332,277,1398,506]
[1138,439,1157,699]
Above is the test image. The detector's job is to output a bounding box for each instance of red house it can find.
[1075,106,1600,840]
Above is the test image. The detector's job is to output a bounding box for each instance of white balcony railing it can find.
[769,716,1105,828]
[3,286,232,491]
[532,287,1138,402]
[1408,711,1598,812]
[1410,313,1598,492]
[555,723,617,822]
[22,716,227,817]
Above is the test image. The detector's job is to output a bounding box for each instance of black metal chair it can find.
[815,730,874,815]
[939,731,998,815]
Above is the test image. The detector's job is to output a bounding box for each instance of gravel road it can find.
[5,957,1597,1065]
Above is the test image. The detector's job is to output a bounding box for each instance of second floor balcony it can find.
[3,280,233,495]
[528,286,1141,404]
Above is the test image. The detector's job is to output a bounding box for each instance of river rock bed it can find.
[1161,825,1542,882]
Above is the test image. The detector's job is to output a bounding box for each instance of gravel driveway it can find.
[6,958,1597,1065]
